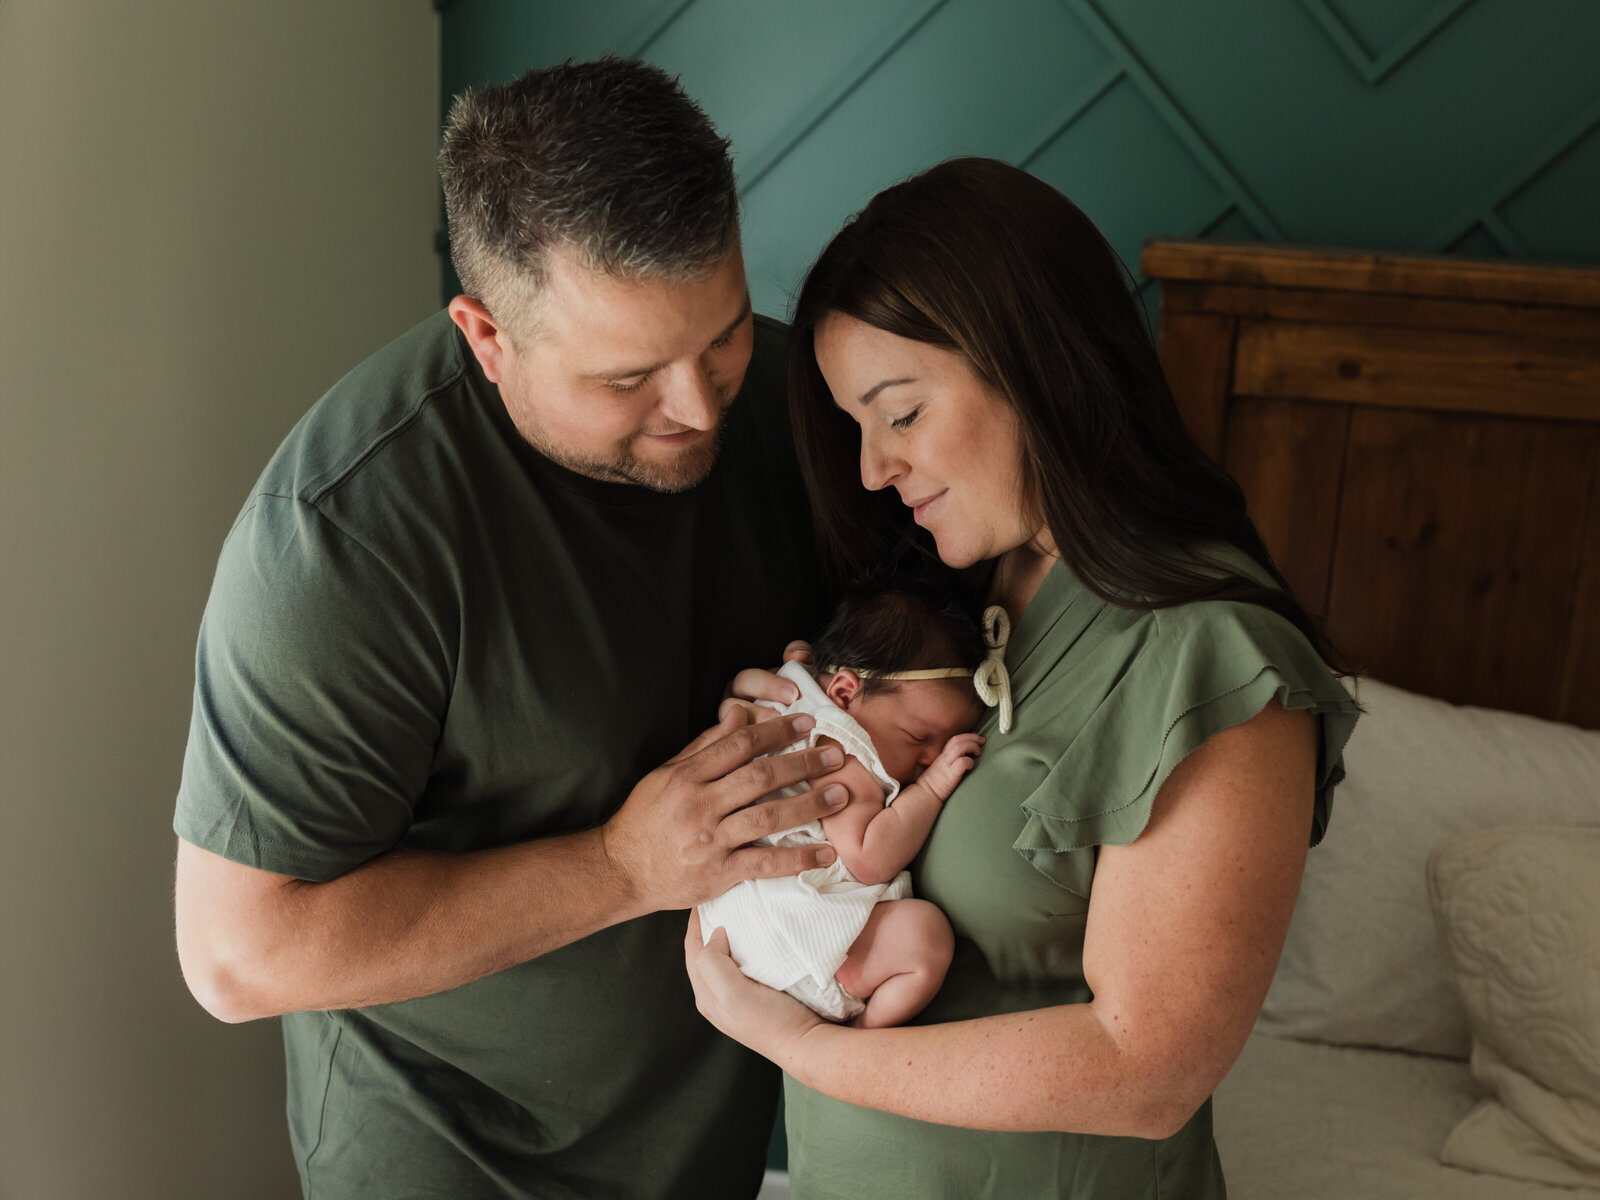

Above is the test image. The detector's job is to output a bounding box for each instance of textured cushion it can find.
[1214,1033,1599,1199]
[1427,826,1600,1189]
[1257,677,1600,1058]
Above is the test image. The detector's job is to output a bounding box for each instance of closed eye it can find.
[605,375,651,394]
[890,406,921,430]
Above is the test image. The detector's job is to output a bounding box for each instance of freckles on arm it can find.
[785,701,1319,1138]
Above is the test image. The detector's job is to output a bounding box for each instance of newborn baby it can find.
[698,580,990,1027]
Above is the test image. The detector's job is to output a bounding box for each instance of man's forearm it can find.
[177,832,643,1022]
[179,713,847,1023]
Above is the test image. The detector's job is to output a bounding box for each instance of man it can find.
[174,57,840,1199]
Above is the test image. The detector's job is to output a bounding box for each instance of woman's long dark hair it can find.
[788,156,1344,668]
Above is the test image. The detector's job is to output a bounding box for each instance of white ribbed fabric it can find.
[697,661,910,1022]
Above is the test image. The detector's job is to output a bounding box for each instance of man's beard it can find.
[525,416,726,493]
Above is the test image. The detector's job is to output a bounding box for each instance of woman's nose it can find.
[858,433,899,491]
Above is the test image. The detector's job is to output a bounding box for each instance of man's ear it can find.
[447,295,509,383]
[823,669,863,709]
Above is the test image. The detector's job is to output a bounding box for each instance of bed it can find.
[1142,241,1600,1198]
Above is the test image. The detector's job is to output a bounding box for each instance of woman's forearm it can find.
[784,1002,1205,1140]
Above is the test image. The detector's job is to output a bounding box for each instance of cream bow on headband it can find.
[820,604,1014,734]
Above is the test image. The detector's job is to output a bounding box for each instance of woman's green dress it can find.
[785,557,1360,1198]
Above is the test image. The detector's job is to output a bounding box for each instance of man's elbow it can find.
[177,935,281,1024]
[174,839,304,1022]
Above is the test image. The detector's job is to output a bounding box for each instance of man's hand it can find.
[916,732,985,803]
[600,708,848,913]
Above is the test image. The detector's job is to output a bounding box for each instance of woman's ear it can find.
[824,669,863,709]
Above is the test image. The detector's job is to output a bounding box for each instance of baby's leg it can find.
[834,899,954,1029]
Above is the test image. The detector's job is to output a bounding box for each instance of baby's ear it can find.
[823,669,863,709]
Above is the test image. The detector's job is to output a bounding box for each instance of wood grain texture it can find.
[1148,241,1600,727]
[1323,408,1596,717]
[1222,398,1351,618]
[1157,282,1600,343]
[1233,320,1600,422]
[1157,305,1235,461]
[1557,449,1600,729]
[1142,241,1600,308]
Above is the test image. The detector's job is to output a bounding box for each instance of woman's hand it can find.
[685,909,826,1070]
[718,640,813,725]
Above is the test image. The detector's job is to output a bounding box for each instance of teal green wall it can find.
[435,0,1599,1172]
[438,0,1600,319]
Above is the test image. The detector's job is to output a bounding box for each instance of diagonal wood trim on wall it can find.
[1059,0,1287,238]
[1298,0,1478,84]
[1427,93,1600,255]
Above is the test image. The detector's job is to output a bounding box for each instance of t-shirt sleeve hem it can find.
[174,793,382,882]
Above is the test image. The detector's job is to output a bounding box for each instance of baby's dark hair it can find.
[810,575,987,696]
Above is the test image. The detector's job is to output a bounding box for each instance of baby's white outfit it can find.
[697,661,911,1022]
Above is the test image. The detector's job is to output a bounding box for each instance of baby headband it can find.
[820,604,1014,733]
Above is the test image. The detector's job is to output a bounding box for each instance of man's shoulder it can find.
[724,313,792,458]
[254,310,473,506]
[753,311,789,346]
[744,312,790,398]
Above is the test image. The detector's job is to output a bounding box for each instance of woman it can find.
[688,157,1360,1197]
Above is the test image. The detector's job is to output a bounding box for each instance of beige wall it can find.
[0,3,439,1195]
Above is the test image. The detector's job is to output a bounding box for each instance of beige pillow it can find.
[1427,826,1600,1189]
[1258,678,1600,1058]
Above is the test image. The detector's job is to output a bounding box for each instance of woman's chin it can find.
[930,534,983,570]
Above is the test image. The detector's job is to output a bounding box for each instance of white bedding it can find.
[1214,1033,1600,1199]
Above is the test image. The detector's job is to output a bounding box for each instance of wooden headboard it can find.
[1141,241,1600,730]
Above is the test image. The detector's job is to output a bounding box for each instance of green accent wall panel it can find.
[639,0,945,188]
[1092,0,1600,253]
[439,0,1600,317]
[735,0,1121,317]
[1024,76,1232,275]
[438,1,681,109]
[1500,114,1600,259]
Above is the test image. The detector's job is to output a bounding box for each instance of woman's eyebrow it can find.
[858,378,915,406]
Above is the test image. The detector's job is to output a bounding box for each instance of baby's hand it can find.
[918,732,985,802]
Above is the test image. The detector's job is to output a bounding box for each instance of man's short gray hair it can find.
[438,56,740,336]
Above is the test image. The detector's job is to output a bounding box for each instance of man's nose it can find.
[658,361,720,431]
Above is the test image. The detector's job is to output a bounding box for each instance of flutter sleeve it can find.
[1010,600,1360,894]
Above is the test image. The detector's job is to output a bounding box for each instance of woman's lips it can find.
[910,491,945,526]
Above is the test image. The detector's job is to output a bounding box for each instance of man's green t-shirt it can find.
[175,311,825,1198]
